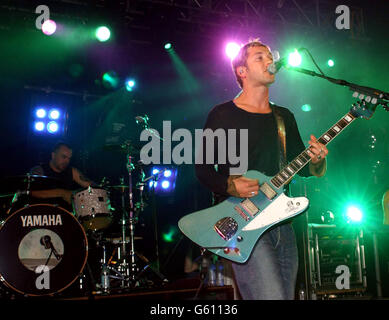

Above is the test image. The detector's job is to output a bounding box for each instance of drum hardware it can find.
[97,140,168,290]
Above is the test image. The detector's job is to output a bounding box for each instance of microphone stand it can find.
[285,65,389,104]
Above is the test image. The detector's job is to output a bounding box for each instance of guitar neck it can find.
[270,111,358,189]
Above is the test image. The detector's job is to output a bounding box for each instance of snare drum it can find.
[0,204,88,296]
[73,187,113,232]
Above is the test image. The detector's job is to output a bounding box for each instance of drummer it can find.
[30,142,94,210]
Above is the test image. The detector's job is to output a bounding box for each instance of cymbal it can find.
[0,175,67,192]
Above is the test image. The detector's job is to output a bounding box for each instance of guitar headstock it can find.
[350,91,389,119]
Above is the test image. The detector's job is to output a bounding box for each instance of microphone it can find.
[267,56,288,75]
[40,235,62,260]
[40,235,51,249]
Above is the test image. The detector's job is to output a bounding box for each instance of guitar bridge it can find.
[214,217,238,241]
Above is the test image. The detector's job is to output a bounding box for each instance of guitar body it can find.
[178,170,309,263]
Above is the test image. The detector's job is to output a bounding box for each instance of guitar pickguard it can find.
[242,193,309,231]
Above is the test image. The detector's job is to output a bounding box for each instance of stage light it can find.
[34,121,45,132]
[288,49,302,67]
[164,43,172,50]
[327,59,335,67]
[32,105,66,136]
[125,79,136,91]
[162,227,177,243]
[149,166,177,195]
[48,109,60,120]
[95,26,111,42]
[164,170,172,178]
[102,71,119,89]
[36,108,46,118]
[41,19,56,36]
[301,104,312,112]
[161,181,170,189]
[225,42,241,60]
[346,205,363,223]
[47,121,59,133]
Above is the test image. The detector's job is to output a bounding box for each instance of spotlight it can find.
[225,42,241,60]
[288,49,302,67]
[346,205,363,223]
[102,71,119,89]
[161,181,170,189]
[164,170,172,178]
[301,104,312,112]
[48,109,60,120]
[41,19,56,36]
[149,166,177,195]
[125,79,136,91]
[164,43,172,50]
[327,59,335,67]
[95,26,111,42]
[47,121,59,133]
[34,121,45,132]
[36,108,46,118]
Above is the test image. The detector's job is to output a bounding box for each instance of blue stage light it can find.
[161,180,170,189]
[48,109,60,120]
[36,108,46,118]
[34,121,45,132]
[47,121,59,133]
[164,170,172,178]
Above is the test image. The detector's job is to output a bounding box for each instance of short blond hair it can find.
[231,39,271,88]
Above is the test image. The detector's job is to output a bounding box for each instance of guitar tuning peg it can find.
[359,93,365,100]
[353,91,359,98]
[365,96,371,103]
[372,98,377,104]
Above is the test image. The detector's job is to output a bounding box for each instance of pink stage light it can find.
[225,42,241,60]
[42,20,57,36]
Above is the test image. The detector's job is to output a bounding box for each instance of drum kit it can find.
[0,141,169,298]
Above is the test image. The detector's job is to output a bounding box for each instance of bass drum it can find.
[0,204,88,296]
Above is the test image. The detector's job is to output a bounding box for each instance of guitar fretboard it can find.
[271,112,357,189]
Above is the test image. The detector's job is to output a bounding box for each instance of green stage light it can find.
[288,49,302,67]
[301,104,312,112]
[164,43,172,50]
[327,59,335,67]
[125,79,136,91]
[102,71,119,89]
[346,205,363,223]
[95,26,111,42]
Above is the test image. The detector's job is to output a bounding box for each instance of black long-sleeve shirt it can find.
[195,100,311,198]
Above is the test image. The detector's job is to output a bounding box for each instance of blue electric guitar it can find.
[179,95,383,263]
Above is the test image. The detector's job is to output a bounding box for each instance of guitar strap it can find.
[270,103,291,195]
[270,102,287,170]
